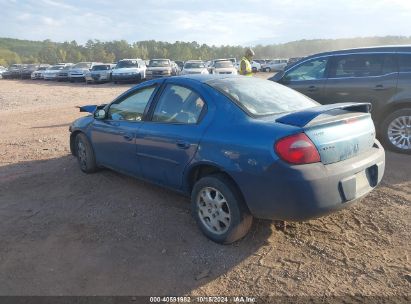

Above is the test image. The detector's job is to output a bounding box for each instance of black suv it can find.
[270,46,411,154]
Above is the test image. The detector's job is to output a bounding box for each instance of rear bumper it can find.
[238,140,385,221]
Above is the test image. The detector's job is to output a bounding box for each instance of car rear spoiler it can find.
[77,104,106,114]
[276,102,371,127]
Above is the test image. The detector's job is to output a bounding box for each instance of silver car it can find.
[181,60,209,75]
[262,59,289,72]
[69,62,102,82]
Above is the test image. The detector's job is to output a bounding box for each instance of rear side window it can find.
[152,84,205,124]
[329,54,397,78]
[399,54,411,72]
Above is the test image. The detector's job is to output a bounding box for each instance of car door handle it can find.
[176,140,190,149]
[307,85,319,92]
[373,84,387,90]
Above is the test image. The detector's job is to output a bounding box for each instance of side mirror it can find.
[94,109,106,120]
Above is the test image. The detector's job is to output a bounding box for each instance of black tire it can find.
[191,174,253,244]
[74,133,98,173]
[252,67,257,72]
[380,108,411,154]
[265,67,271,72]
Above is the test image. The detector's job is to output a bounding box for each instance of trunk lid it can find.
[276,103,376,164]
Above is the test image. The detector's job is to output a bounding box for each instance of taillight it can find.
[275,133,320,165]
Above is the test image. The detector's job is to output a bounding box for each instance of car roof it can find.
[175,74,241,83]
[304,45,411,59]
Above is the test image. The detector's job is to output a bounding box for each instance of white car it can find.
[69,62,102,82]
[112,59,146,83]
[261,59,288,72]
[209,60,238,75]
[43,65,65,80]
[181,60,209,75]
[30,65,51,80]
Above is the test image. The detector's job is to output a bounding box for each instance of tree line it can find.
[1,36,411,66]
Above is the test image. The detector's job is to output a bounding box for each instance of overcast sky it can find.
[1,0,410,46]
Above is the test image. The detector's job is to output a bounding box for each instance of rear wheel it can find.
[381,108,411,154]
[75,133,97,173]
[191,174,253,244]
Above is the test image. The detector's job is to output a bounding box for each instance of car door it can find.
[89,84,158,176]
[324,53,398,117]
[279,56,330,103]
[136,81,208,189]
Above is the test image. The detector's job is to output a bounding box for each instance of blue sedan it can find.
[69,75,385,244]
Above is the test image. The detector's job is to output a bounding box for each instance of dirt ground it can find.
[0,76,410,299]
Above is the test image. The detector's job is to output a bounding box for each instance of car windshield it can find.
[92,65,110,71]
[49,65,64,70]
[116,60,138,68]
[207,77,318,116]
[184,62,205,69]
[149,60,170,67]
[215,61,233,68]
[73,62,91,69]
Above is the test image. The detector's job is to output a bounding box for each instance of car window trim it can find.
[146,81,208,125]
[104,83,160,123]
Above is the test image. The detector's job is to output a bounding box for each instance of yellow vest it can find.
[240,57,253,76]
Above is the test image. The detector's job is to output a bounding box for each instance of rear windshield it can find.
[92,65,110,71]
[116,60,138,68]
[149,60,170,67]
[207,77,318,116]
[184,62,205,69]
[72,62,92,69]
[215,61,233,68]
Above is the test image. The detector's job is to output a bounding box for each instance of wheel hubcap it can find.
[388,115,411,150]
[197,187,231,235]
[77,141,87,169]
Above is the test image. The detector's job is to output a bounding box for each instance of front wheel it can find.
[265,67,271,72]
[75,133,98,173]
[381,108,411,154]
[191,174,253,244]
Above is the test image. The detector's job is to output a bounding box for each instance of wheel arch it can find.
[184,162,250,212]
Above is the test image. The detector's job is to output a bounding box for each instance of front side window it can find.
[329,54,396,78]
[285,57,328,81]
[108,86,156,121]
[152,85,205,124]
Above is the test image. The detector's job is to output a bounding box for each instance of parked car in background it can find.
[262,59,289,72]
[69,62,101,82]
[112,59,146,83]
[0,66,7,79]
[270,45,411,154]
[181,60,209,75]
[20,64,39,79]
[209,60,238,75]
[146,59,173,79]
[69,75,384,244]
[56,65,74,82]
[85,64,116,84]
[2,64,24,79]
[31,65,51,79]
[44,65,66,80]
